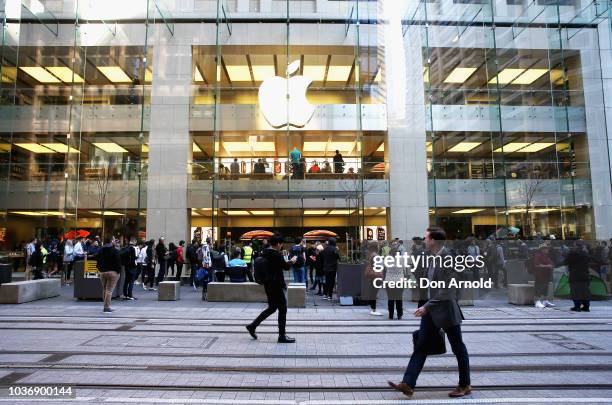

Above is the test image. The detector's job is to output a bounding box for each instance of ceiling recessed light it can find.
[443,67,477,84]
[46,67,85,83]
[252,65,276,82]
[303,65,326,82]
[97,66,132,83]
[304,210,330,215]
[488,68,525,85]
[448,142,481,152]
[326,66,352,82]
[15,143,55,153]
[452,209,485,214]
[224,210,251,216]
[194,66,205,82]
[328,209,355,215]
[226,65,252,82]
[40,143,80,154]
[250,210,275,215]
[19,67,61,83]
[193,143,202,153]
[93,143,128,153]
[493,142,531,153]
[512,68,548,85]
[89,211,123,216]
[516,142,555,152]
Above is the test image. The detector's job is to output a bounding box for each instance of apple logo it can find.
[258,60,315,128]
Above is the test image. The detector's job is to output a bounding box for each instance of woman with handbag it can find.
[384,241,406,319]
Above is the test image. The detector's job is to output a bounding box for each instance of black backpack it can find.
[211,250,226,269]
[253,256,268,285]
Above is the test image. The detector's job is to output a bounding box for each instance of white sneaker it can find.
[150,287,157,291]
[370,311,383,316]
[535,300,545,308]
[134,281,141,285]
[543,300,556,307]
[143,285,148,291]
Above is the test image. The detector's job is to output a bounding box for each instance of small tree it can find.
[518,171,544,237]
[90,157,116,238]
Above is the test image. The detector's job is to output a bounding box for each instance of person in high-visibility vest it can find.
[242,242,254,282]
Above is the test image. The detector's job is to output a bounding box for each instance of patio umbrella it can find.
[240,230,273,241]
[303,230,338,241]
[63,229,90,239]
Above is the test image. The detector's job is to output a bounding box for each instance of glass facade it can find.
[1,0,611,248]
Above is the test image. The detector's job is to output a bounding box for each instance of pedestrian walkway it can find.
[0,285,610,404]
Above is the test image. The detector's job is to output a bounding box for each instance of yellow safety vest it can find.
[243,246,253,262]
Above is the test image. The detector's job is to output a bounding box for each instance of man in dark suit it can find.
[388,226,471,398]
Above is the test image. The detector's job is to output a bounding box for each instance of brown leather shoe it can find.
[387,381,414,397]
[448,385,472,397]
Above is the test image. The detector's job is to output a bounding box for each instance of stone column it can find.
[383,6,429,240]
[145,37,191,244]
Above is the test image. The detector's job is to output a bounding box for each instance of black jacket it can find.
[97,244,121,273]
[321,245,340,272]
[155,243,167,262]
[565,249,590,283]
[262,247,291,288]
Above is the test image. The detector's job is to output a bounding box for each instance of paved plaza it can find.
[0,285,611,404]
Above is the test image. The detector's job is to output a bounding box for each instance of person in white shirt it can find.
[73,237,86,261]
[135,240,147,288]
[24,238,37,281]
[63,239,75,284]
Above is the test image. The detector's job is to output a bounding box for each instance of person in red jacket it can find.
[176,241,185,284]
[533,243,555,308]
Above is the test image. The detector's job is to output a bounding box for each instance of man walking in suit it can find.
[388,226,472,398]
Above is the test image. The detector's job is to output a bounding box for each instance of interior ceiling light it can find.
[512,68,548,85]
[447,142,481,152]
[194,66,205,82]
[145,68,153,83]
[224,210,251,216]
[226,65,252,82]
[97,66,132,83]
[374,68,382,83]
[328,209,355,215]
[443,67,477,84]
[141,144,149,153]
[46,67,85,83]
[193,143,202,152]
[488,68,525,85]
[1,67,17,83]
[516,142,554,152]
[423,67,429,83]
[251,65,276,82]
[550,69,565,85]
[493,142,531,153]
[426,141,432,152]
[452,209,485,214]
[326,66,352,82]
[40,143,80,154]
[222,142,275,152]
[89,211,123,216]
[328,142,356,152]
[376,144,384,152]
[303,142,329,152]
[15,143,55,153]
[93,143,128,153]
[304,210,330,215]
[0,143,11,153]
[10,211,46,216]
[556,143,570,152]
[11,211,70,216]
[19,67,61,83]
[303,66,327,82]
[250,210,275,215]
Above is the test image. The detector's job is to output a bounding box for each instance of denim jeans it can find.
[292,266,305,283]
[402,312,470,389]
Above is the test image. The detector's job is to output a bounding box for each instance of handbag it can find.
[412,328,447,355]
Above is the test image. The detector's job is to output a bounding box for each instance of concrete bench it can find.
[0,279,61,304]
[207,282,305,308]
[158,281,181,301]
[508,284,534,305]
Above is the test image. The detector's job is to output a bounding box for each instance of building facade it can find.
[1,0,611,246]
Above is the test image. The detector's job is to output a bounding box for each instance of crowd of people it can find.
[19,231,611,315]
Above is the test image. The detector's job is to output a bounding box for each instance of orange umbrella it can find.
[63,229,90,239]
[240,230,273,241]
[303,230,338,240]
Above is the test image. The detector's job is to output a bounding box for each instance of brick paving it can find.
[0,284,610,404]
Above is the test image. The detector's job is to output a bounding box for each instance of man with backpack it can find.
[246,233,297,343]
[289,238,307,284]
